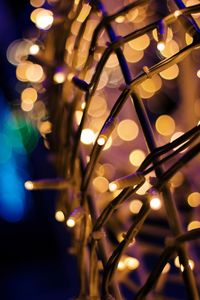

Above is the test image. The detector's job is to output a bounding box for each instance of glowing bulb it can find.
[157,41,165,51]
[97,136,106,146]
[197,70,200,78]
[174,10,182,18]
[66,218,75,228]
[187,220,200,231]
[55,211,65,222]
[29,44,40,55]
[109,182,118,192]
[150,197,162,210]
[80,129,95,145]
[117,261,126,271]
[124,257,140,270]
[53,71,66,84]
[35,9,54,30]
[24,181,34,190]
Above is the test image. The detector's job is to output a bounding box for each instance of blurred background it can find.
[0,1,78,299]
[0,0,200,299]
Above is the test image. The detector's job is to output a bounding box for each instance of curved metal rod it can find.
[134,228,200,299]
[102,143,200,296]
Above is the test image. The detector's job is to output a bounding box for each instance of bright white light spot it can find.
[24,181,34,190]
[157,41,165,51]
[29,44,40,55]
[97,136,106,146]
[55,211,65,222]
[80,129,95,145]
[66,218,75,228]
[150,197,162,210]
[109,182,118,192]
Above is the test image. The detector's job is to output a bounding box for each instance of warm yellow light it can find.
[170,171,184,188]
[174,10,182,18]
[174,256,194,271]
[30,0,45,8]
[197,70,200,78]
[117,119,139,141]
[80,129,95,145]
[105,54,119,68]
[129,199,143,214]
[160,64,179,80]
[123,44,144,63]
[187,220,200,231]
[109,182,118,192]
[129,149,145,167]
[53,72,66,84]
[160,40,179,58]
[92,176,109,193]
[157,41,165,51]
[88,95,107,118]
[16,61,33,82]
[117,260,126,271]
[21,87,38,103]
[152,27,173,42]
[137,181,151,195]
[35,9,54,30]
[187,192,200,207]
[21,101,34,112]
[97,136,106,146]
[66,218,75,228]
[150,197,162,210]
[26,63,44,82]
[155,115,175,136]
[128,34,150,51]
[55,211,65,222]
[185,33,193,45]
[29,44,40,55]
[24,181,34,190]
[115,16,125,23]
[124,257,140,270]
[38,121,52,135]
[103,136,112,151]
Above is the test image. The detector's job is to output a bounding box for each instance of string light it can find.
[148,188,162,211]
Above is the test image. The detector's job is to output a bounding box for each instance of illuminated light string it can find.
[9,0,200,299]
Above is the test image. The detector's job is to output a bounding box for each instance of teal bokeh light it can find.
[0,92,36,222]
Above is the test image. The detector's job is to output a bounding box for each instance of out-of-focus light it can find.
[16,61,33,82]
[55,210,65,222]
[34,9,54,30]
[128,34,150,51]
[155,115,175,136]
[88,95,107,118]
[21,101,34,112]
[160,40,179,58]
[185,33,193,45]
[149,189,162,210]
[103,136,112,151]
[53,71,66,84]
[109,182,118,192]
[160,64,179,80]
[97,136,106,146]
[26,63,44,82]
[174,10,182,18]
[129,149,145,167]
[29,44,40,55]
[129,199,143,214]
[124,257,140,270]
[157,41,165,51]
[187,220,200,231]
[80,128,96,145]
[30,0,45,8]
[150,197,162,210]
[24,181,34,190]
[21,87,38,103]
[66,218,76,228]
[105,54,119,68]
[92,176,109,193]
[124,44,144,63]
[117,260,126,271]
[115,16,125,23]
[170,171,184,188]
[187,192,200,207]
[38,121,52,135]
[117,119,139,141]
[197,70,200,78]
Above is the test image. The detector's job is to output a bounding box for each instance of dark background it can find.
[0,1,78,299]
